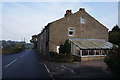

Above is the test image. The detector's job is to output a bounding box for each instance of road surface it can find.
[2,49,51,79]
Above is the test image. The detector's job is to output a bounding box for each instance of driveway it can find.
[44,60,113,79]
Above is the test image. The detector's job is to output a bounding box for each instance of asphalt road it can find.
[2,49,51,79]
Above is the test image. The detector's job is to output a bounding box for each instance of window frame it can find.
[68,27,75,36]
[80,17,86,24]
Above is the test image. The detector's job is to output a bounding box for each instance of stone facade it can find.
[37,8,108,57]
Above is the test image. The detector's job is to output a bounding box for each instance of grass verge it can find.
[1,49,25,54]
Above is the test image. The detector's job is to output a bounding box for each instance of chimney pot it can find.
[65,10,73,17]
[79,8,85,11]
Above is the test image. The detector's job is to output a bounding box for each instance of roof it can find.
[69,38,113,50]
[38,8,108,36]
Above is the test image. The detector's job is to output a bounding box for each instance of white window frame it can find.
[68,27,75,36]
[80,17,86,24]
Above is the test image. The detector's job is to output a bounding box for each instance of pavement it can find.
[2,49,52,79]
[44,60,113,79]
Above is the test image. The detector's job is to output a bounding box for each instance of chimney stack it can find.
[79,8,85,11]
[64,10,73,17]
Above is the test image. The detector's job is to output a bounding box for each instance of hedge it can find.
[49,51,73,63]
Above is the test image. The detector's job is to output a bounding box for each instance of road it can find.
[2,49,52,79]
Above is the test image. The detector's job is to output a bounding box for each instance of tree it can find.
[104,46,120,78]
[109,25,120,45]
[30,35,38,49]
[111,24,120,32]
[64,40,71,54]
[104,25,120,78]
[59,40,71,54]
[59,44,64,53]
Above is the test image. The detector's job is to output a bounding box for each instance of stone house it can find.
[37,8,113,60]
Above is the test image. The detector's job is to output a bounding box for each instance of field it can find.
[1,49,24,54]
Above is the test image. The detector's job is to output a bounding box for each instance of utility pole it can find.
[24,38,25,42]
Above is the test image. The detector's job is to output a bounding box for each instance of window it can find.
[82,50,88,56]
[80,17,86,24]
[89,50,95,55]
[68,28,75,36]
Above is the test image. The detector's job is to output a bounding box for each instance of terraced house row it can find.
[36,8,113,61]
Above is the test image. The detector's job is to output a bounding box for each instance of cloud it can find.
[2,0,119,2]
[2,2,117,42]
[118,1,120,26]
[0,3,2,40]
[2,2,93,42]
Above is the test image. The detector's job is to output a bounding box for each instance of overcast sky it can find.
[118,1,120,27]
[1,1,118,43]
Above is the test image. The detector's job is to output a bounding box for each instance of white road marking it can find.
[61,65,75,73]
[5,59,17,68]
[44,64,50,73]
[44,64,54,80]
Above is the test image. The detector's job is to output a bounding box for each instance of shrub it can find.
[49,51,59,58]
[104,46,120,78]
[49,51,73,63]
[2,48,24,54]
[59,39,71,54]
[73,55,81,62]
[59,44,65,54]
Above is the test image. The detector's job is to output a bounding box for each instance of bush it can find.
[2,48,24,54]
[59,44,65,54]
[49,51,73,63]
[109,25,120,45]
[73,55,81,62]
[104,46,120,78]
[59,39,71,54]
[49,51,59,59]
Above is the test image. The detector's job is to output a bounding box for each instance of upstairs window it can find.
[80,17,86,24]
[68,28,75,36]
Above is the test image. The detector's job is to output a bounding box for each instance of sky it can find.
[118,1,120,26]
[1,1,118,43]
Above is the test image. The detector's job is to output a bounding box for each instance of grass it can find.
[1,48,24,54]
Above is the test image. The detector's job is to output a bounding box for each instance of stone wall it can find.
[81,56,105,61]
[37,29,47,56]
[49,9,108,52]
